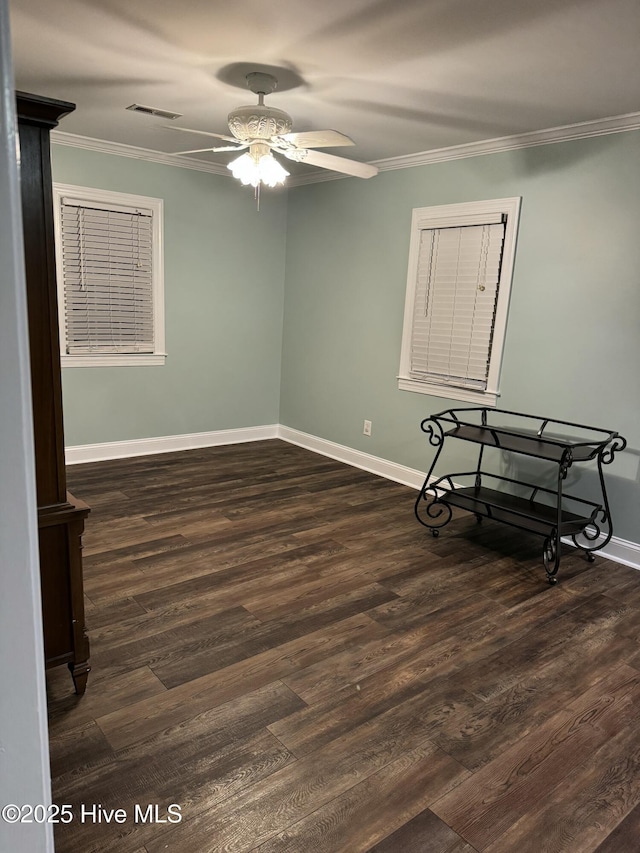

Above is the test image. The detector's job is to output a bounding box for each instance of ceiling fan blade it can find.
[281,130,354,148]
[171,144,247,155]
[211,144,248,152]
[163,124,239,144]
[289,149,378,179]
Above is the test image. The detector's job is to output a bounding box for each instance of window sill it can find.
[397,376,498,406]
[61,354,167,368]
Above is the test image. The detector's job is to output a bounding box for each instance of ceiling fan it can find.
[167,72,379,191]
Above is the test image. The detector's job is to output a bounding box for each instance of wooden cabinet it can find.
[17,92,91,694]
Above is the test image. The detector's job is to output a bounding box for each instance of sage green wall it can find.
[51,146,287,445]
[52,134,639,543]
[280,132,640,542]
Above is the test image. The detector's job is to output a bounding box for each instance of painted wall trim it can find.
[277,425,426,489]
[51,110,640,186]
[577,534,640,571]
[290,110,640,186]
[278,427,640,571]
[374,111,640,170]
[65,424,639,571]
[65,425,279,464]
[51,130,230,177]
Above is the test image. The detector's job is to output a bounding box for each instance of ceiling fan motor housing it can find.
[228,104,293,141]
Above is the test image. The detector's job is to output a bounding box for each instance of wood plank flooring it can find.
[46,440,640,852]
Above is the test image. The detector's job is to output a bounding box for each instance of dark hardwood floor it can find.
[46,440,640,852]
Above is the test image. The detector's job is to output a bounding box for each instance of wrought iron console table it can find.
[415,407,625,583]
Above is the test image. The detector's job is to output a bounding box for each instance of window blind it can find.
[59,198,155,354]
[409,221,506,390]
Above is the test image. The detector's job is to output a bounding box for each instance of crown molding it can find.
[50,130,230,177]
[51,109,640,186]
[374,110,640,171]
[289,110,640,186]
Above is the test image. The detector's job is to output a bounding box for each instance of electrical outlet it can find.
[363,420,372,436]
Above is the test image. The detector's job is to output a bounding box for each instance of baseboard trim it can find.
[65,423,639,570]
[583,534,640,571]
[278,425,426,489]
[64,425,279,465]
[277,426,639,571]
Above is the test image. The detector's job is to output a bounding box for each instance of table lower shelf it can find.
[438,485,593,537]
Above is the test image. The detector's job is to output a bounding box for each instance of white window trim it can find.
[53,183,166,368]
[398,196,521,406]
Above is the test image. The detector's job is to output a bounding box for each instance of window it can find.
[53,184,165,367]
[398,197,520,405]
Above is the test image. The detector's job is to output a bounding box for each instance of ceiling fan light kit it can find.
[228,144,289,188]
[169,71,379,197]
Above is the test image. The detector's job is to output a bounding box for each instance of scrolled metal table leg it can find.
[543,532,561,584]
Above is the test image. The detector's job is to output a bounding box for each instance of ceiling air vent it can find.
[126,104,183,120]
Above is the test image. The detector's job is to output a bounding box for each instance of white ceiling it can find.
[9,0,640,177]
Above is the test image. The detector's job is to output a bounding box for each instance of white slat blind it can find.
[59,198,155,354]
[409,221,506,390]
